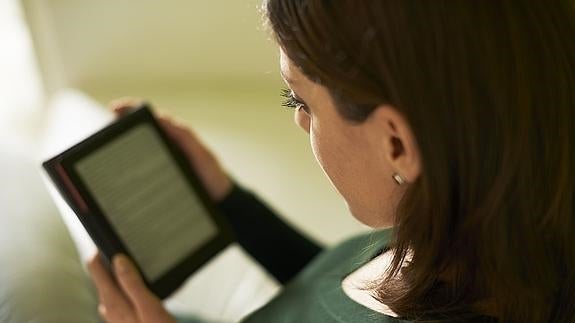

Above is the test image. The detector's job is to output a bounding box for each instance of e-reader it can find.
[42,104,234,299]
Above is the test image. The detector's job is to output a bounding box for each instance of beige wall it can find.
[23,0,280,93]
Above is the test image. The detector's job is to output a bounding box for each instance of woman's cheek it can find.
[309,125,344,197]
[294,109,311,134]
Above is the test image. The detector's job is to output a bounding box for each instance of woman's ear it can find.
[370,105,422,183]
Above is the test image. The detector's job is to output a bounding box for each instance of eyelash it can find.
[280,88,308,113]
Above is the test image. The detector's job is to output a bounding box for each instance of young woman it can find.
[87,1,575,322]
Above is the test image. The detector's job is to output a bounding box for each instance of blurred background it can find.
[0,0,367,322]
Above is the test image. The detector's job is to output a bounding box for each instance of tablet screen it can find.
[74,123,217,281]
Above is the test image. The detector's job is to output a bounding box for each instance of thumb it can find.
[113,254,159,310]
[109,97,148,117]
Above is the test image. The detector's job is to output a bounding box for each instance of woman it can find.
[87,1,575,322]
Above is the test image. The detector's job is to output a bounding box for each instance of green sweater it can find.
[242,228,410,322]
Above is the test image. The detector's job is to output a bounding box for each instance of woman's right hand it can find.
[109,98,233,202]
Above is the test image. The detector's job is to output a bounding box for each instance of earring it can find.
[392,173,406,185]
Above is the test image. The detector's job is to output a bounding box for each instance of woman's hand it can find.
[87,253,176,323]
[109,98,233,202]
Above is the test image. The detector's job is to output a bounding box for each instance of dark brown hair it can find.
[265,1,575,322]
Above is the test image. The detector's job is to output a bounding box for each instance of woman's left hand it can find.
[87,253,176,323]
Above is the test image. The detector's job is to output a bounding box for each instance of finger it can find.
[108,97,145,116]
[156,114,199,139]
[113,254,161,312]
[98,303,138,323]
[87,253,135,318]
[157,117,195,144]
[157,117,207,160]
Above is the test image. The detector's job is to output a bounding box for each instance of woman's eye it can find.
[280,88,310,114]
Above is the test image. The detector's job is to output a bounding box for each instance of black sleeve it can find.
[216,184,324,284]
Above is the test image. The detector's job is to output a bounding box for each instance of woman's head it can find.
[266,1,575,322]
[279,49,421,227]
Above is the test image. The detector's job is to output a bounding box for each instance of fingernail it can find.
[113,255,131,274]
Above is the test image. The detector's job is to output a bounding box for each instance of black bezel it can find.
[42,105,234,299]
